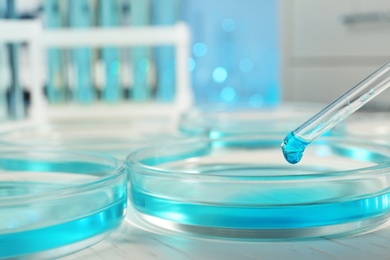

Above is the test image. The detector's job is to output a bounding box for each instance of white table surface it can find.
[63,204,390,260]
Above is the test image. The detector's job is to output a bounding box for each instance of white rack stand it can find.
[0,20,192,122]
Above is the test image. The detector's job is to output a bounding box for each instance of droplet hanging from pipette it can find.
[281,132,310,164]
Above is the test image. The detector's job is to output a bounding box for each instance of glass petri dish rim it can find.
[180,102,326,116]
[0,121,184,155]
[331,112,390,139]
[0,148,127,205]
[127,134,390,240]
[0,148,128,259]
[178,102,327,134]
[0,123,166,142]
[126,134,390,181]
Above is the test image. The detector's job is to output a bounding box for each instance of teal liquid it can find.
[69,0,95,104]
[281,132,310,164]
[0,197,126,258]
[0,155,127,258]
[131,188,390,229]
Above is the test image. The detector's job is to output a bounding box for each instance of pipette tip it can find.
[281,132,310,164]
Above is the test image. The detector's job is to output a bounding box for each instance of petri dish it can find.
[0,116,183,160]
[127,134,390,240]
[179,103,325,138]
[0,149,127,259]
[331,112,390,144]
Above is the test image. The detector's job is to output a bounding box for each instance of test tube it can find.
[0,0,8,120]
[68,0,95,104]
[44,0,67,103]
[5,0,24,119]
[151,0,179,102]
[129,0,152,101]
[99,0,121,102]
[281,61,390,164]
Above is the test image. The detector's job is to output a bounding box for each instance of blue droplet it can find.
[281,132,310,164]
[239,59,254,73]
[212,67,228,83]
[221,86,236,102]
[193,42,208,57]
[222,18,236,32]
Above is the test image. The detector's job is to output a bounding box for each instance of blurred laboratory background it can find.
[0,0,390,121]
[5,2,390,259]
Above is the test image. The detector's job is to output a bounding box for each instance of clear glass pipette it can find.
[281,61,390,164]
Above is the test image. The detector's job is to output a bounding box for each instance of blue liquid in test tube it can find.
[130,0,151,101]
[44,0,66,103]
[5,0,24,119]
[69,0,95,103]
[99,0,121,102]
[0,0,8,120]
[151,0,179,102]
[0,45,8,120]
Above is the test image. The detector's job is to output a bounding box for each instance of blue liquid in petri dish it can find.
[131,187,390,230]
[281,132,310,164]
[128,135,390,238]
[0,159,127,258]
[0,195,126,258]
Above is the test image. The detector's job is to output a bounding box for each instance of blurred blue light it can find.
[182,1,280,106]
[222,18,236,32]
[212,67,228,83]
[189,57,196,71]
[221,86,236,102]
[249,93,264,107]
[239,59,253,73]
[193,42,208,57]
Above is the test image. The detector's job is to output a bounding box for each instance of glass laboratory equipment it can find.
[127,134,390,239]
[0,149,127,258]
[282,61,390,164]
[0,115,185,160]
[179,103,325,138]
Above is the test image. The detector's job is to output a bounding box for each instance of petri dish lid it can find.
[179,102,326,137]
[127,134,390,240]
[0,148,128,259]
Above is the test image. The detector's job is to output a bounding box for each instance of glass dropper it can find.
[281,61,390,164]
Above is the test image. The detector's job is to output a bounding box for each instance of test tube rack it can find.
[0,19,191,122]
